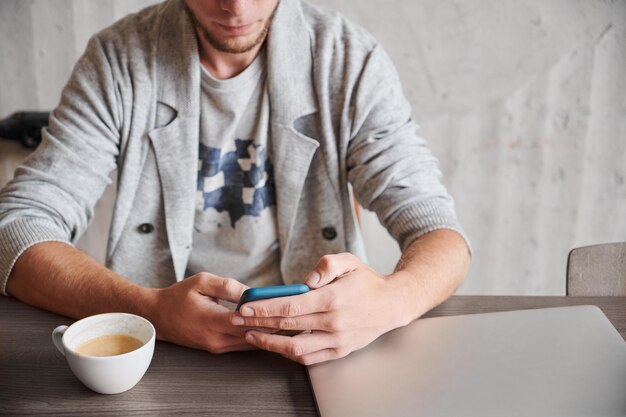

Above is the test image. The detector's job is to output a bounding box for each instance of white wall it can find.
[1,0,625,294]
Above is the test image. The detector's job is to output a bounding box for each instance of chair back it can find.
[566,242,626,296]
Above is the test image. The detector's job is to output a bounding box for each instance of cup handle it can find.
[52,325,68,356]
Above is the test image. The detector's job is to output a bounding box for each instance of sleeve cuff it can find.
[386,199,472,255]
[0,217,71,296]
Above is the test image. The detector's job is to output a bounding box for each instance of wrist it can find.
[129,285,161,323]
[387,270,428,325]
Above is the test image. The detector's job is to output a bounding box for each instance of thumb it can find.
[305,253,361,289]
[196,275,249,303]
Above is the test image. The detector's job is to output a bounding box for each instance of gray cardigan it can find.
[0,0,467,294]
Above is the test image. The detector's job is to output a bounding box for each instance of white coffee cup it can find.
[52,312,156,394]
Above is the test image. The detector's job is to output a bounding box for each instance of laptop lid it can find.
[307,306,626,417]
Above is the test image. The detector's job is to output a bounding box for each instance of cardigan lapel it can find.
[148,0,200,280]
[266,0,320,266]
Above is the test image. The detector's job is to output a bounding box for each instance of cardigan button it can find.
[322,226,337,241]
[138,223,155,234]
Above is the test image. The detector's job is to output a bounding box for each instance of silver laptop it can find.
[307,306,626,417]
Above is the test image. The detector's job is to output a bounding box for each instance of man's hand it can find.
[7,242,275,356]
[230,253,412,365]
[152,273,256,354]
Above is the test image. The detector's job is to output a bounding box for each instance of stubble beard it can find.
[186,3,278,54]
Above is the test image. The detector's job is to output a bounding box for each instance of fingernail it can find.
[246,332,256,342]
[241,306,254,316]
[232,316,244,325]
[306,271,321,287]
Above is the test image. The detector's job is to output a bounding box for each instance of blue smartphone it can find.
[236,284,310,311]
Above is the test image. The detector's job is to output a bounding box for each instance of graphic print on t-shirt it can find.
[197,139,276,227]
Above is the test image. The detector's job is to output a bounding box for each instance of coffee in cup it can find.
[52,312,155,394]
[75,333,145,357]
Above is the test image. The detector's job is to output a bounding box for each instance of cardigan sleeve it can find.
[346,44,471,253]
[0,35,121,295]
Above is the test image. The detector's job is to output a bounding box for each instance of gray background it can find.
[0,0,625,295]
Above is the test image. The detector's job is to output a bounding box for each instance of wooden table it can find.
[1,295,625,416]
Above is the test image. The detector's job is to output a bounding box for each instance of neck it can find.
[195,28,264,80]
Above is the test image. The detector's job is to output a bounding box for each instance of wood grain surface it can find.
[1,295,624,416]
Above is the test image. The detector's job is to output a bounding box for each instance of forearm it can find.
[389,229,471,322]
[6,241,158,320]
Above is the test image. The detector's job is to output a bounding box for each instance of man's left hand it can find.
[231,253,413,365]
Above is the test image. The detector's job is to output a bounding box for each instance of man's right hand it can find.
[6,242,258,355]
[151,273,254,353]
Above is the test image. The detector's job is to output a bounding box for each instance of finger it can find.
[304,253,361,289]
[239,288,335,318]
[222,344,257,352]
[299,348,348,365]
[232,312,333,332]
[208,333,257,353]
[228,325,281,335]
[245,330,336,360]
[218,324,279,338]
[195,274,249,303]
[215,310,279,336]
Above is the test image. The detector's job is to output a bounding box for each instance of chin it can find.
[213,33,265,54]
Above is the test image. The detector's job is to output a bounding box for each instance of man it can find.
[0,0,470,365]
